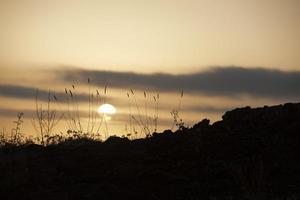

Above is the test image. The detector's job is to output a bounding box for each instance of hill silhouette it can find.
[1,103,300,200]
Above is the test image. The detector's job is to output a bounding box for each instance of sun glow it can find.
[97,104,116,115]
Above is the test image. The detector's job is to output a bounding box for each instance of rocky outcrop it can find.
[0,103,300,200]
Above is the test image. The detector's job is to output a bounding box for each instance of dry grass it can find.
[0,112,35,146]
[0,81,187,146]
[58,79,108,140]
[171,91,186,131]
[125,89,160,138]
[32,90,63,145]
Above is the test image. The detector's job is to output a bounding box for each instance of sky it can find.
[0,0,300,139]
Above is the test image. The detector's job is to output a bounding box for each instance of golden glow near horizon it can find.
[0,0,300,137]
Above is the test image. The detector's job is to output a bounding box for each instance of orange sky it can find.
[1,0,300,72]
[0,0,300,139]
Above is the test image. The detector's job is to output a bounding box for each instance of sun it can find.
[97,104,116,115]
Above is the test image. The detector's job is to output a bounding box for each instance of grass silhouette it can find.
[1,80,300,200]
[126,89,160,138]
[32,90,63,145]
[0,81,186,145]
[0,103,300,200]
[171,90,186,131]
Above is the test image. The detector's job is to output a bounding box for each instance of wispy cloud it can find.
[183,105,234,113]
[0,108,174,127]
[0,84,38,100]
[0,84,114,103]
[61,67,300,99]
[2,66,299,102]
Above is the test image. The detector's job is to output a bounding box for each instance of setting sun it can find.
[97,104,117,115]
[1,1,300,198]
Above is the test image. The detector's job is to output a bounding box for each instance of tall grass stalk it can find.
[61,80,107,140]
[10,112,24,144]
[32,90,63,145]
[171,91,185,130]
[0,128,5,146]
[103,86,109,139]
[126,92,133,136]
[87,78,91,133]
[95,89,104,136]
[127,89,160,137]
[154,93,159,132]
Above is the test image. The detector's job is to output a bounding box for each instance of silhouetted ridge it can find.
[1,103,300,200]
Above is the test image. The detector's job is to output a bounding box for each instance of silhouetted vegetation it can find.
[1,103,300,199]
[125,89,160,138]
[60,80,107,139]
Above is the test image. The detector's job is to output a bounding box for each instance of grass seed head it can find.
[69,90,73,98]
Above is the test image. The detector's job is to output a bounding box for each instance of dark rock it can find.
[162,129,173,135]
[192,118,210,130]
[1,102,300,200]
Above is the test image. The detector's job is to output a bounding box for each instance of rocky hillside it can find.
[1,103,300,200]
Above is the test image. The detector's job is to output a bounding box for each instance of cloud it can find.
[0,84,38,100]
[184,105,234,113]
[0,83,231,113]
[2,66,299,102]
[0,108,174,127]
[61,67,300,99]
[0,108,28,118]
[0,84,114,103]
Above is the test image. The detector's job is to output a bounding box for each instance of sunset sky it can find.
[0,0,300,138]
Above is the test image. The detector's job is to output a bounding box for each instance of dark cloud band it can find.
[1,67,300,101]
[62,67,300,99]
[0,84,109,103]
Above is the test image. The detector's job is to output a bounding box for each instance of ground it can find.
[1,103,300,200]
